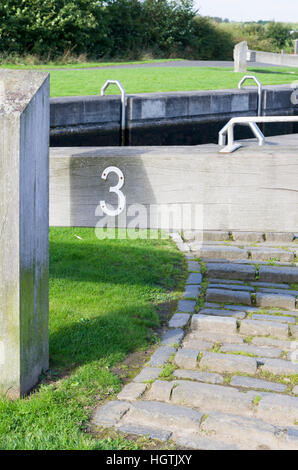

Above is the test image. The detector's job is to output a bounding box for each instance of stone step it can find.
[92,397,298,449]
[171,380,255,417]
[255,292,296,310]
[173,369,224,384]
[259,266,298,284]
[251,336,297,350]
[191,314,238,335]
[123,400,203,434]
[183,231,296,244]
[170,380,298,427]
[206,288,252,305]
[229,376,287,393]
[208,283,254,292]
[199,351,258,375]
[200,411,297,450]
[206,263,256,281]
[251,313,296,324]
[257,287,298,297]
[249,248,294,262]
[240,319,289,339]
[191,245,248,260]
[174,432,243,450]
[220,343,282,359]
[190,244,296,263]
[260,358,298,376]
[199,307,246,319]
[206,263,298,284]
[186,330,244,345]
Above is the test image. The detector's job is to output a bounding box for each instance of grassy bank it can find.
[34,66,298,97]
[0,228,185,450]
[2,62,298,96]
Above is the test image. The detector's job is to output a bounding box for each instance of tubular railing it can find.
[238,75,263,116]
[218,116,298,153]
[101,80,126,146]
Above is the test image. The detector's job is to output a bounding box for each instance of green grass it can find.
[0,227,185,450]
[1,58,183,70]
[2,60,298,96]
[26,66,298,97]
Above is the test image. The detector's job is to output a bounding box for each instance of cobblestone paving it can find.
[92,232,298,450]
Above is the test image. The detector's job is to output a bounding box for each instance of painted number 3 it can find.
[100,166,126,216]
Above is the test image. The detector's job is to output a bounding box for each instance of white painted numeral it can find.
[100,166,126,216]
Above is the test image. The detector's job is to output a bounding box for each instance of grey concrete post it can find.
[234,42,248,73]
[294,40,298,55]
[0,70,50,398]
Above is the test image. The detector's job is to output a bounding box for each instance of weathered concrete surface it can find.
[50,134,298,232]
[249,49,298,67]
[0,69,50,398]
[234,41,248,72]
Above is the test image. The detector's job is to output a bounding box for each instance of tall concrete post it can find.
[0,70,50,398]
[294,40,298,55]
[234,41,248,73]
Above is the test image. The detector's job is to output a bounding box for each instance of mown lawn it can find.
[38,66,298,97]
[0,58,183,70]
[0,227,185,450]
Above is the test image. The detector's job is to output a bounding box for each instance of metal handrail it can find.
[101,80,126,146]
[218,115,298,153]
[238,75,262,116]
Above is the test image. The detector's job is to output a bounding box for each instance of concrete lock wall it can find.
[50,85,298,147]
[49,135,298,233]
[0,70,49,398]
[249,50,298,68]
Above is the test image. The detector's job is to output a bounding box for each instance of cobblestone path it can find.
[92,231,298,450]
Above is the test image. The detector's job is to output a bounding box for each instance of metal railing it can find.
[218,115,298,153]
[238,75,263,116]
[101,80,126,146]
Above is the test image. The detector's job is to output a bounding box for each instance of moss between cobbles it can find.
[244,336,254,344]
[253,395,262,406]
[211,342,221,353]
[221,350,257,358]
[159,363,176,379]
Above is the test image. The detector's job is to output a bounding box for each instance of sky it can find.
[195,0,297,23]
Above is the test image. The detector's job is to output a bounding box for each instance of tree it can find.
[265,22,292,49]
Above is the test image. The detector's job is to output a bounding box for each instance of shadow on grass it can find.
[249,68,297,75]
[48,235,185,375]
[50,240,184,287]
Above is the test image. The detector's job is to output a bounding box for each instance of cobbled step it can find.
[206,263,256,281]
[200,411,296,450]
[206,288,252,305]
[174,433,243,450]
[170,380,298,427]
[199,351,258,375]
[206,263,298,284]
[191,314,238,335]
[230,376,287,393]
[191,245,248,260]
[123,401,203,433]
[220,343,282,359]
[199,307,246,319]
[240,319,290,339]
[171,380,255,416]
[259,266,298,284]
[92,236,298,450]
[249,247,294,262]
